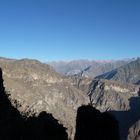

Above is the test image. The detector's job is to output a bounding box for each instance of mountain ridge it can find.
[96,58,140,85]
[48,58,135,78]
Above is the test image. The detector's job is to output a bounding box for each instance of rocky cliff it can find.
[87,79,140,140]
[0,58,89,139]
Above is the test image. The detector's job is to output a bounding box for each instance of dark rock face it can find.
[0,68,68,140]
[74,105,120,140]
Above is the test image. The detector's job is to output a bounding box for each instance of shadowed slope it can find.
[74,105,120,140]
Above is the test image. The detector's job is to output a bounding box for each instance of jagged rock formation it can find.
[0,58,89,139]
[0,67,68,140]
[88,79,140,140]
[96,58,140,85]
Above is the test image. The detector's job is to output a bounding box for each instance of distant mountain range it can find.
[48,58,135,78]
[0,57,140,140]
[96,58,140,85]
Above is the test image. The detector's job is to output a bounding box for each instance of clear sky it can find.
[0,0,140,62]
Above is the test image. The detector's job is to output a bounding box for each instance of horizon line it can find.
[0,56,139,63]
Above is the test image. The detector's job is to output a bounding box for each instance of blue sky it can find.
[0,0,140,62]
